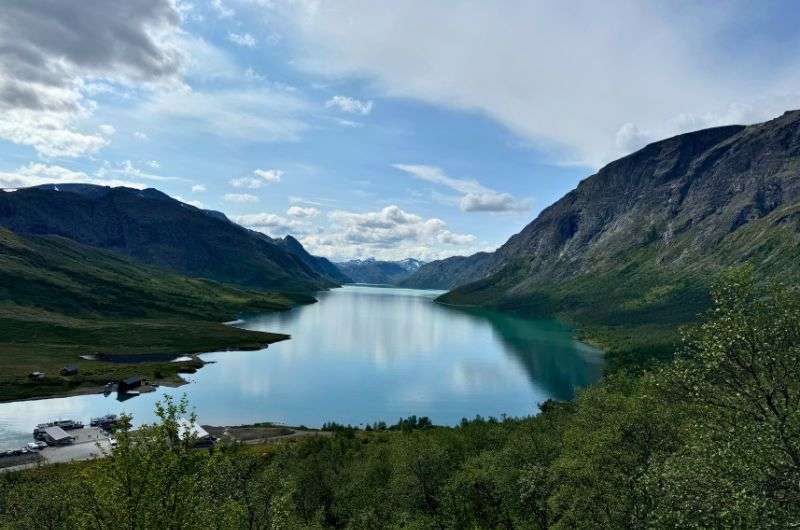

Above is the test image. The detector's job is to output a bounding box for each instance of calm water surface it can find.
[0,285,602,449]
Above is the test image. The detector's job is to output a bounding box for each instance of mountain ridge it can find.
[403,110,800,365]
[0,184,339,292]
[336,257,425,285]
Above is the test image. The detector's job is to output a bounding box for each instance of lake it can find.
[0,285,603,450]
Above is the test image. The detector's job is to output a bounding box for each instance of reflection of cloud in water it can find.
[0,286,603,449]
[243,287,481,365]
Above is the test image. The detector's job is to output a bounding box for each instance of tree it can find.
[649,266,800,528]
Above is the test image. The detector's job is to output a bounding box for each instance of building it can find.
[118,375,143,392]
[42,426,74,445]
[60,365,78,376]
[178,419,214,447]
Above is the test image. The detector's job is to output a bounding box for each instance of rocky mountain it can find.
[336,257,425,285]
[274,235,351,284]
[405,110,800,328]
[0,184,337,292]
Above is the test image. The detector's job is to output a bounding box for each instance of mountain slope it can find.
[336,258,424,285]
[0,227,308,400]
[0,228,311,320]
[275,235,351,284]
[406,110,800,364]
[0,184,334,292]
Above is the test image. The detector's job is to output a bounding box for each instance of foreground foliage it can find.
[2,268,798,528]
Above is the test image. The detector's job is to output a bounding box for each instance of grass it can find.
[0,229,310,401]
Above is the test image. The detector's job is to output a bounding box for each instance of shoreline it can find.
[0,333,290,404]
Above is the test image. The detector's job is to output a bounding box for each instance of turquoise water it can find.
[0,285,602,449]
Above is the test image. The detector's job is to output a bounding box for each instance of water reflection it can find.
[0,285,602,449]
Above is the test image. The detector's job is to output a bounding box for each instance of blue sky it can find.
[1,1,799,260]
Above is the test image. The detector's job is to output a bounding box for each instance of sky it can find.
[1,1,799,261]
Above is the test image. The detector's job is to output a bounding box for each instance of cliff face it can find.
[407,111,800,318]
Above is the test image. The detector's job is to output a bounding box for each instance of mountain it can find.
[0,228,311,320]
[0,184,336,292]
[400,252,494,290]
[405,110,800,361]
[274,235,352,284]
[0,226,308,400]
[336,257,425,285]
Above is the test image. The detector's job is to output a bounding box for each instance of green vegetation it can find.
[0,229,311,400]
[2,268,798,528]
[442,202,800,371]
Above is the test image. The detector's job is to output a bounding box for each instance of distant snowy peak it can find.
[335,257,428,286]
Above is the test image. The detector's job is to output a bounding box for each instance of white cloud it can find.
[107,160,183,182]
[287,205,320,218]
[325,95,373,115]
[230,176,263,189]
[211,0,234,18]
[141,87,309,142]
[301,205,478,261]
[0,163,145,189]
[266,1,800,167]
[0,109,109,157]
[98,124,116,136]
[254,168,283,183]
[133,131,149,140]
[0,0,184,158]
[233,212,306,237]
[191,184,206,192]
[224,193,259,203]
[393,164,530,213]
[228,32,257,48]
[174,195,203,208]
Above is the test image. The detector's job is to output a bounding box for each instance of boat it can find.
[90,414,119,429]
[33,419,84,440]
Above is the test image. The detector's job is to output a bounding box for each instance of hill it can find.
[405,110,800,366]
[0,228,309,400]
[0,184,336,292]
[336,258,424,285]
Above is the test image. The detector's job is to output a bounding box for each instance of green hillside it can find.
[0,228,312,400]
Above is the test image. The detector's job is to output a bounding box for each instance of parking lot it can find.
[39,427,112,464]
[0,427,113,473]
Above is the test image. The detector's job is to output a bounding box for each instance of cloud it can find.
[300,205,478,261]
[287,205,320,218]
[141,87,309,142]
[174,195,203,208]
[254,168,283,183]
[393,164,530,213]
[230,177,263,189]
[191,184,206,192]
[103,160,184,182]
[266,1,800,167]
[233,212,306,237]
[134,131,149,140]
[98,124,116,136]
[228,32,257,48]
[325,95,373,115]
[211,0,234,18]
[0,163,146,189]
[224,193,259,203]
[0,0,184,157]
